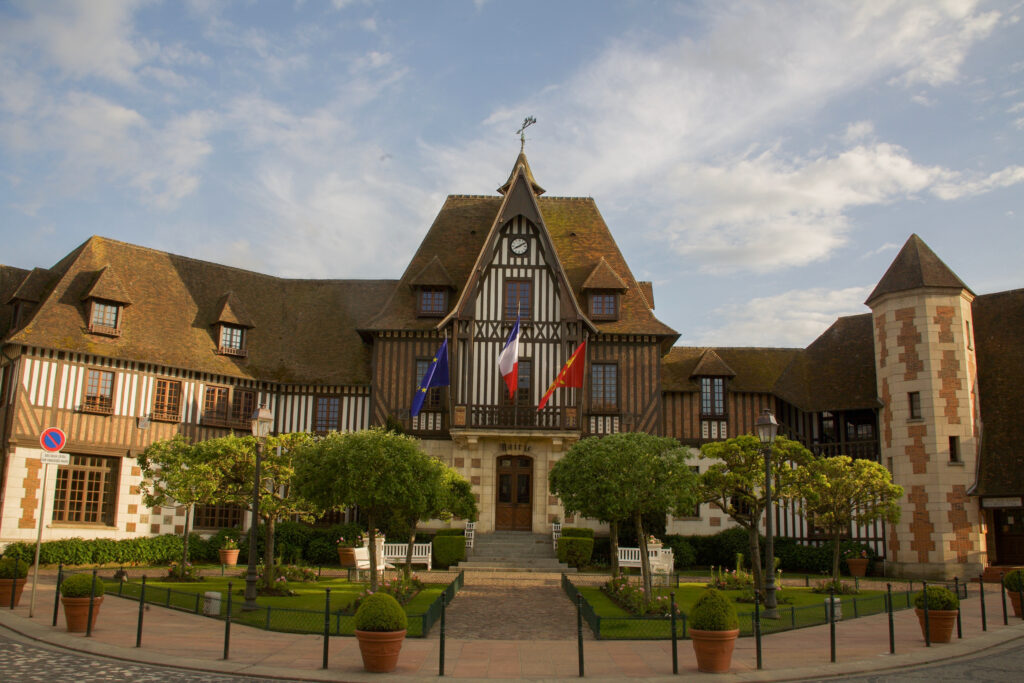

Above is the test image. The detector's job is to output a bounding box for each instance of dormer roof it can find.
[582,257,629,291]
[81,266,132,305]
[408,256,455,289]
[498,152,545,196]
[866,234,972,305]
[213,291,255,328]
[690,349,736,378]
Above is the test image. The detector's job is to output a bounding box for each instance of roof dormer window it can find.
[81,266,131,338]
[589,292,619,321]
[88,300,123,337]
[218,324,246,357]
[417,288,448,317]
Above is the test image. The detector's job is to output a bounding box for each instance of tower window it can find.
[908,392,922,420]
[949,436,961,463]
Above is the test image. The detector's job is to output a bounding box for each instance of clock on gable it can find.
[509,237,528,256]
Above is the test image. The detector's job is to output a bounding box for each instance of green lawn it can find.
[104,576,446,637]
[575,582,910,640]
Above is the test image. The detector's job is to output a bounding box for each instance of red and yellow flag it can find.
[537,340,586,411]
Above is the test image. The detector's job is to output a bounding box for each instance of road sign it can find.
[40,428,67,453]
[40,452,70,465]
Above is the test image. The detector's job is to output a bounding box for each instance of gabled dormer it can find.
[581,257,628,321]
[5,267,53,333]
[212,291,254,357]
[81,266,132,337]
[691,349,737,441]
[409,256,455,318]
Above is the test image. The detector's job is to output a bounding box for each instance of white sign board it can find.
[40,452,70,466]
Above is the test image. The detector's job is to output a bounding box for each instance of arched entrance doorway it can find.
[496,455,533,531]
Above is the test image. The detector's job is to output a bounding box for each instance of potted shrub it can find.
[845,549,869,577]
[913,585,959,643]
[0,557,30,607]
[689,588,740,673]
[218,538,240,566]
[60,573,106,632]
[1004,569,1024,617]
[354,592,408,673]
[337,534,363,567]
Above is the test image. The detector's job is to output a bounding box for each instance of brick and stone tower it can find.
[866,234,986,580]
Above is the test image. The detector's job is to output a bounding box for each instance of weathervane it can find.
[516,116,536,152]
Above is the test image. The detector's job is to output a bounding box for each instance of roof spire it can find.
[516,115,536,153]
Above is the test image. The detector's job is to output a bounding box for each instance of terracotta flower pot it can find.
[690,628,739,673]
[218,548,240,566]
[846,558,869,577]
[915,608,957,643]
[1003,593,1019,618]
[338,547,357,567]
[0,578,27,608]
[355,629,406,673]
[62,595,103,632]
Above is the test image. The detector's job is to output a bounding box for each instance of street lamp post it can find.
[756,408,779,619]
[243,404,274,611]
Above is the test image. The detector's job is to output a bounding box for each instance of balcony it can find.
[467,405,570,430]
[810,439,880,461]
[81,396,114,415]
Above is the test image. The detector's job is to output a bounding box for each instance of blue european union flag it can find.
[411,339,449,418]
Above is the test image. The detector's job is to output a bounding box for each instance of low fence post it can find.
[955,577,962,639]
[922,581,931,647]
[223,582,232,660]
[979,575,987,631]
[136,576,147,648]
[670,591,678,675]
[52,563,63,627]
[828,587,836,663]
[439,592,446,677]
[1017,583,1023,622]
[86,569,98,638]
[887,583,895,654]
[577,593,584,678]
[117,568,124,597]
[1001,573,1008,625]
[322,588,330,670]
[754,589,762,670]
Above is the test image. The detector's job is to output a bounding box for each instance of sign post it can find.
[30,428,68,617]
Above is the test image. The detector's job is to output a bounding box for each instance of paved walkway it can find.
[2,571,1023,681]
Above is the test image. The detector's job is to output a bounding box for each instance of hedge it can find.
[557,537,593,568]
[662,536,697,568]
[432,535,466,569]
[560,527,594,538]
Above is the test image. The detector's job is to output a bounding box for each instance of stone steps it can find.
[458,531,570,572]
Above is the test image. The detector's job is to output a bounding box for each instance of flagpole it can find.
[444,327,454,429]
[514,301,520,428]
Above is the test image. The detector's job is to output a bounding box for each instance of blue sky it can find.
[1,0,1021,347]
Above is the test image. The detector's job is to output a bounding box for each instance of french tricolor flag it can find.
[498,315,521,398]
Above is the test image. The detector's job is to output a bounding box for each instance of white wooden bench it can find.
[464,522,475,551]
[552,522,561,551]
[381,542,432,571]
[618,546,674,574]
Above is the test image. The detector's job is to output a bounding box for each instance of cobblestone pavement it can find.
[0,631,279,683]
[442,577,592,641]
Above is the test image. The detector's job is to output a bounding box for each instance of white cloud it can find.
[863,242,900,258]
[689,286,872,347]
[931,165,1024,199]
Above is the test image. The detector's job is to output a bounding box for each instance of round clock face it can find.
[510,237,528,255]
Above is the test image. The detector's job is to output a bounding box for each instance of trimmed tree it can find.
[550,432,699,600]
[699,435,813,597]
[293,427,447,591]
[795,455,903,583]
[137,435,219,578]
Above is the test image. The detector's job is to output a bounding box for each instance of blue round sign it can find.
[40,428,67,453]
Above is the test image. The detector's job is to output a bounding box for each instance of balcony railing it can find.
[81,396,114,415]
[809,439,880,461]
[201,412,252,430]
[468,405,565,430]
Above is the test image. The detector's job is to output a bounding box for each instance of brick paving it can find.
[443,581,591,640]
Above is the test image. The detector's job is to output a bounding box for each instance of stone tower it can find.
[866,234,986,580]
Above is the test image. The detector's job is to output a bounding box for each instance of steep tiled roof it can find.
[662,347,801,393]
[638,281,654,310]
[581,257,628,291]
[773,314,878,412]
[691,349,736,378]
[498,152,545,196]
[0,265,31,337]
[7,267,52,304]
[6,237,394,385]
[366,194,677,340]
[972,289,1024,496]
[866,234,972,305]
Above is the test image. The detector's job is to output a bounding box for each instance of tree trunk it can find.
[636,511,653,601]
[748,524,763,597]
[405,522,417,580]
[832,534,842,584]
[367,514,379,591]
[610,520,620,577]
[180,504,192,578]
[262,516,276,590]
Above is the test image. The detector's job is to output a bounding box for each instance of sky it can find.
[1,0,1022,348]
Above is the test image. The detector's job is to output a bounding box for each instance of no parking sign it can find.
[40,427,66,452]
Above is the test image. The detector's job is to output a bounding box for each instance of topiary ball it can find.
[59,573,106,598]
[354,592,408,632]
[913,585,958,611]
[1003,569,1024,593]
[689,588,739,631]
[0,557,29,579]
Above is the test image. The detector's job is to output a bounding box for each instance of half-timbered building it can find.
[0,150,1020,580]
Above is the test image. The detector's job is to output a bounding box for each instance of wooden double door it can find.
[495,455,533,531]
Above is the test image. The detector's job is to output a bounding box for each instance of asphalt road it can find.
[811,636,1024,681]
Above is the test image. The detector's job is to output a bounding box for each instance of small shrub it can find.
[560,527,594,538]
[2,542,33,563]
[811,579,860,595]
[689,588,739,631]
[278,565,317,582]
[434,529,465,536]
[60,573,106,598]
[305,537,336,566]
[432,535,465,568]
[601,576,679,617]
[354,592,408,632]
[0,557,29,579]
[557,537,594,568]
[1003,569,1024,593]
[914,585,959,611]
[663,536,696,568]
